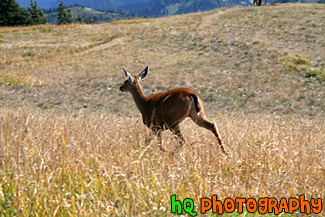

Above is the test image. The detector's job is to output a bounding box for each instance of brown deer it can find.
[119,66,227,155]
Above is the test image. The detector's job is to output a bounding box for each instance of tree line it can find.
[55,2,95,25]
[0,0,46,26]
[0,0,94,26]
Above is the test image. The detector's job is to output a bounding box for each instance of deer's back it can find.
[143,88,198,129]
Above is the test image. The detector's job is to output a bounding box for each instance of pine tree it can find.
[0,0,31,26]
[57,1,67,24]
[76,14,82,23]
[89,16,95,24]
[28,0,47,25]
[84,15,89,24]
[57,1,73,25]
[66,8,73,24]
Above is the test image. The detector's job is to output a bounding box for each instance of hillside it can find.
[0,4,324,216]
[45,5,133,24]
[273,0,322,3]
[16,0,154,9]
[16,0,252,17]
[1,4,324,117]
[133,0,251,17]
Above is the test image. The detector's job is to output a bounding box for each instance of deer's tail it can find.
[191,94,201,113]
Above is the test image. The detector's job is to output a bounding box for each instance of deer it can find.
[119,66,228,155]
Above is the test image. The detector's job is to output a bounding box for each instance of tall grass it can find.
[0,110,324,216]
[0,4,324,216]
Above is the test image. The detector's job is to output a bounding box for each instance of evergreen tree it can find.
[57,1,73,25]
[66,8,73,24]
[89,16,94,24]
[76,13,82,23]
[0,0,31,26]
[84,15,89,24]
[57,1,66,24]
[28,0,47,25]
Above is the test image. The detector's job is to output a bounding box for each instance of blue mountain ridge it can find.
[16,0,253,17]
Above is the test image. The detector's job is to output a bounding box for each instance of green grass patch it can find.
[279,56,324,81]
[31,26,54,33]
[0,73,28,85]
[303,67,325,80]
[288,56,311,66]
[22,52,35,58]
[111,18,154,25]
[0,72,43,86]
[0,33,5,43]
[37,102,54,109]
[40,27,54,33]
[278,56,312,67]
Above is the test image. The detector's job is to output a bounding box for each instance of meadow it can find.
[0,4,324,216]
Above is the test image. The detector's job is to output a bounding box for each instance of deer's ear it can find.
[123,67,135,82]
[138,66,148,81]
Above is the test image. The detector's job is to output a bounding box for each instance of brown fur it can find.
[120,66,227,154]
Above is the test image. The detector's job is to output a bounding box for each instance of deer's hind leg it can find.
[189,111,227,154]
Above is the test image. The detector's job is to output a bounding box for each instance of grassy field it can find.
[0,4,324,216]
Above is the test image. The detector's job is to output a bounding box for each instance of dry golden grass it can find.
[0,4,325,216]
[0,110,324,216]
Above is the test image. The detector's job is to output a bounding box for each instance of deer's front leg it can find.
[149,128,166,152]
[145,130,153,146]
[171,125,185,154]
[156,130,166,152]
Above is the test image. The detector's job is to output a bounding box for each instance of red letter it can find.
[288,198,299,213]
[212,195,223,214]
[246,198,257,213]
[236,198,245,213]
[278,198,289,213]
[300,195,311,214]
[268,198,279,215]
[311,198,322,214]
[224,198,235,213]
[258,198,268,214]
[200,198,212,214]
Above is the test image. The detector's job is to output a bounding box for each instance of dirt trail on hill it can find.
[198,11,225,30]
[198,8,244,30]
[77,37,123,56]
[78,10,228,55]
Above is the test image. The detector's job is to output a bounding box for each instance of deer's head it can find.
[119,66,148,92]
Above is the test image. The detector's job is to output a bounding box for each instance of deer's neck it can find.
[130,84,147,115]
